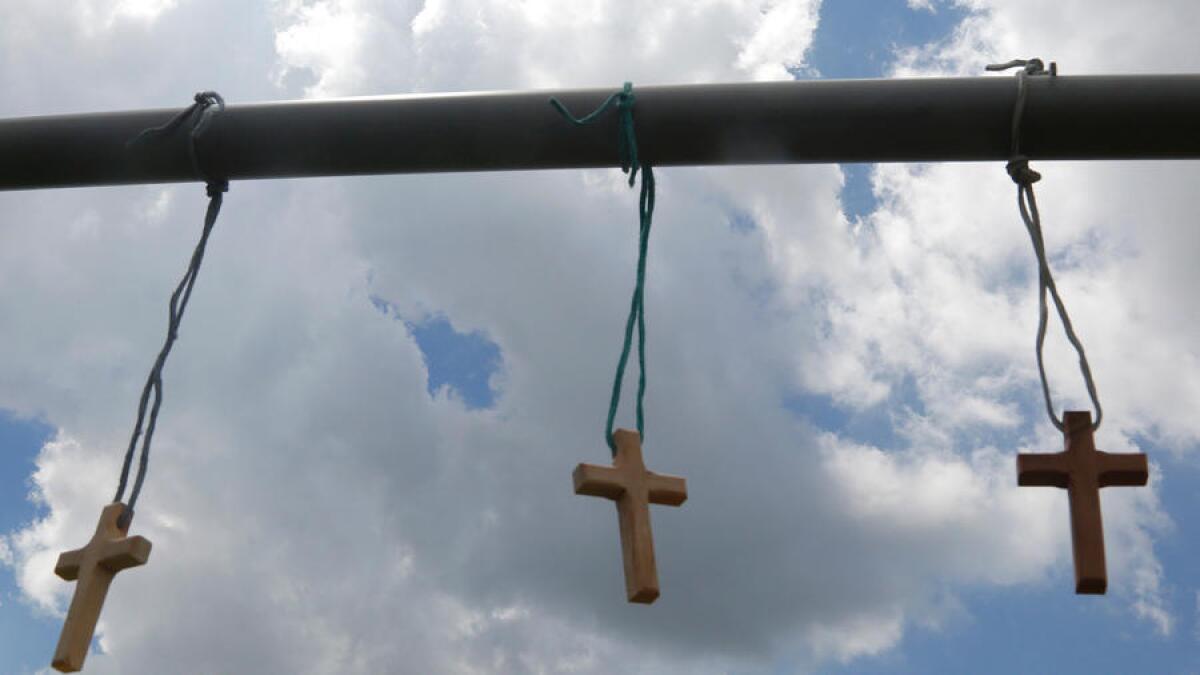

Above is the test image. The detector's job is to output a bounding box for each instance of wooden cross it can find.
[573,428,687,603]
[52,502,152,672]
[1017,411,1148,594]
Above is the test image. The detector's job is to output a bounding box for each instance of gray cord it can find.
[986,60,1102,432]
[115,92,229,527]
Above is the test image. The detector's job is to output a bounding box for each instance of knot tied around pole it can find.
[1006,157,1041,185]
[207,179,229,197]
[128,90,227,192]
[550,81,641,187]
[985,58,1057,77]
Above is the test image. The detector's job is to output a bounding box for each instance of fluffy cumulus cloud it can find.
[0,0,1195,673]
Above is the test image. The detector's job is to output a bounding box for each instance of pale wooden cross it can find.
[1017,410,1148,594]
[52,502,152,672]
[573,428,687,603]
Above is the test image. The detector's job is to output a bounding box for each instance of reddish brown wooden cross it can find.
[573,428,687,603]
[1017,410,1148,594]
[52,502,152,672]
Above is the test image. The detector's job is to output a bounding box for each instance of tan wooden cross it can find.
[573,428,687,603]
[1017,410,1148,594]
[52,502,152,672]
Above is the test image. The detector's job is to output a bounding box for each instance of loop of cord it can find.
[550,83,656,455]
[986,60,1102,432]
[115,92,230,525]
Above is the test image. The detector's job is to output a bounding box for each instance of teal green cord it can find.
[550,83,656,455]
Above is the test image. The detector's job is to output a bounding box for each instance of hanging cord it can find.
[550,83,657,455]
[115,92,229,526]
[986,60,1102,432]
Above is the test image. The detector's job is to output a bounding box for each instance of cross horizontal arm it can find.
[98,536,152,572]
[55,549,85,581]
[1097,451,1149,487]
[4,74,1200,191]
[573,464,625,498]
[1017,452,1069,487]
[645,473,687,505]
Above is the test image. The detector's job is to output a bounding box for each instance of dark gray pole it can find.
[2,75,1199,191]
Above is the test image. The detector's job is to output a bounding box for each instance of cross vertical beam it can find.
[1017,411,1148,594]
[573,429,687,603]
[52,502,152,672]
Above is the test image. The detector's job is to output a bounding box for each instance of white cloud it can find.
[0,0,1193,672]
[272,0,374,98]
[110,0,177,22]
[805,606,904,663]
[734,1,820,80]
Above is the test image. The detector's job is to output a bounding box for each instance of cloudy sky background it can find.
[2,0,1199,672]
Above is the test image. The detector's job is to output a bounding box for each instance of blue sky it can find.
[0,411,56,673]
[3,1,1200,673]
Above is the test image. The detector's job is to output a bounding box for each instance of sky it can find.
[1,0,1199,673]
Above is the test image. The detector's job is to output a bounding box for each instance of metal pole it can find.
[2,75,1199,191]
